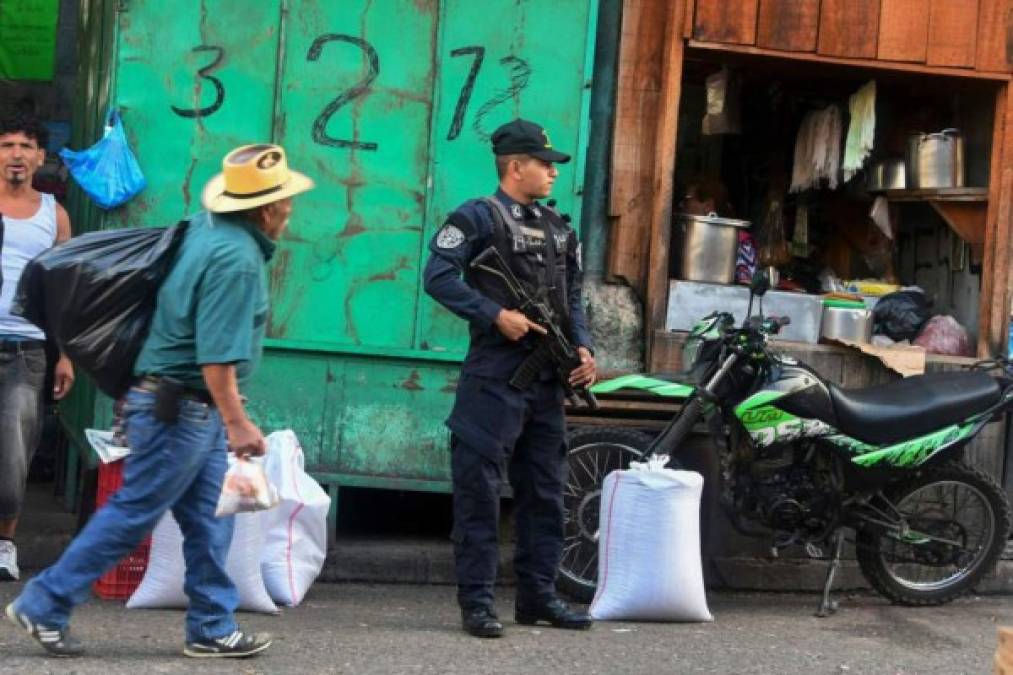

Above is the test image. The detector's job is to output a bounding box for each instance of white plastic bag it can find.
[126,511,278,614]
[590,455,713,622]
[260,430,331,606]
[215,456,279,517]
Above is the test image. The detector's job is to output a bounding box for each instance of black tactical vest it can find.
[465,196,572,339]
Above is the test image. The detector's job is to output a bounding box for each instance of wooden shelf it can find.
[879,187,988,202]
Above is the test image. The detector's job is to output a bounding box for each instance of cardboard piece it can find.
[826,338,926,377]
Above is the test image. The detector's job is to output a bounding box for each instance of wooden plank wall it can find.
[756,0,819,52]
[682,0,1013,72]
[607,0,673,291]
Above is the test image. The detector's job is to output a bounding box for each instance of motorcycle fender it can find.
[590,373,694,399]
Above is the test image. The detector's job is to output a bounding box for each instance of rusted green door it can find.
[91,0,597,490]
[270,0,437,350]
[415,0,596,355]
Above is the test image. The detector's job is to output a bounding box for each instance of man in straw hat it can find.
[6,144,313,659]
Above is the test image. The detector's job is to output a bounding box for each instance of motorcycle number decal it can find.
[750,418,834,447]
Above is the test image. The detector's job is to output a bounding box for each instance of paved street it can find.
[0,582,1009,674]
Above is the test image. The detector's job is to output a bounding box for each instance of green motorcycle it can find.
[560,273,1012,615]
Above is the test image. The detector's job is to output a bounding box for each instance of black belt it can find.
[134,376,216,407]
[0,339,45,353]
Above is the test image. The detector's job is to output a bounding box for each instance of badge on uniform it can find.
[436,224,466,249]
[510,204,523,220]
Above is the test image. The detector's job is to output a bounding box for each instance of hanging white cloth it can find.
[790,105,843,193]
[843,80,877,180]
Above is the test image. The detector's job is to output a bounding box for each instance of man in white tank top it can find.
[0,113,74,583]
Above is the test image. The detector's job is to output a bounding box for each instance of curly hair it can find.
[0,111,49,149]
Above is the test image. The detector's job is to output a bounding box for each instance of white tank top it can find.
[0,193,58,340]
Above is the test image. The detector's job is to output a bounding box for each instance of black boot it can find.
[461,607,504,638]
[515,596,593,630]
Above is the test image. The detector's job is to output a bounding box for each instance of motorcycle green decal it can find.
[590,374,694,398]
[843,422,976,468]
[733,391,787,424]
[734,392,835,446]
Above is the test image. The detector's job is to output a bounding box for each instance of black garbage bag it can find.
[872,290,932,342]
[12,221,189,398]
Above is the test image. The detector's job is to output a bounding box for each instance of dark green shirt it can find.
[133,210,275,390]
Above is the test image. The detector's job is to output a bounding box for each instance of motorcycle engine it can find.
[736,443,835,539]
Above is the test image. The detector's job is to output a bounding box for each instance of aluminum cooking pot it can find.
[676,212,750,284]
[906,129,964,189]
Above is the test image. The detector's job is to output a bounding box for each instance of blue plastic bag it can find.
[60,109,146,209]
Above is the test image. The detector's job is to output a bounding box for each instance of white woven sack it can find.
[126,511,278,614]
[260,430,330,606]
[590,455,713,622]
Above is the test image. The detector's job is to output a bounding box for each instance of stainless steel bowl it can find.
[867,158,906,191]
[821,306,873,343]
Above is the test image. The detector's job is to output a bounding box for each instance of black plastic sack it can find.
[872,290,932,342]
[12,222,189,398]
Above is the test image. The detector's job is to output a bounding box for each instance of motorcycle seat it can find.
[828,371,1001,446]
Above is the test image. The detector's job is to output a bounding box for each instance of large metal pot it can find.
[821,305,873,343]
[675,212,750,284]
[867,158,906,191]
[906,129,964,189]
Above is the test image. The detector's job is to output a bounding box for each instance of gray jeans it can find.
[0,345,46,520]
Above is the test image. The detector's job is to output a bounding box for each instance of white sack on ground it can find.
[590,455,713,622]
[260,430,331,606]
[126,511,278,614]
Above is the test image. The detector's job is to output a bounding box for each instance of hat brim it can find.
[201,170,316,213]
[530,148,571,164]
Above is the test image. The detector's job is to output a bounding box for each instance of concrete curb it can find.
[319,537,1013,594]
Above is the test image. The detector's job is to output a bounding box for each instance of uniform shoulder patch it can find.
[436,224,466,249]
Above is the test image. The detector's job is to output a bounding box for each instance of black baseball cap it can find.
[491,119,571,163]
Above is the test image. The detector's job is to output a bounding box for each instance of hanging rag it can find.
[842,80,877,181]
[790,105,843,193]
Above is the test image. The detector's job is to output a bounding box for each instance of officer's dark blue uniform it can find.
[421,117,591,636]
[423,119,593,637]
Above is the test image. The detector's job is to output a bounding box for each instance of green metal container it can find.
[67,0,600,518]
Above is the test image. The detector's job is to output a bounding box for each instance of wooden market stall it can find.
[608,0,1013,370]
[602,0,1013,501]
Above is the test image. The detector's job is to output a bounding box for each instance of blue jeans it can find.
[13,389,239,643]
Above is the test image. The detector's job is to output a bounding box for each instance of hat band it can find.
[222,181,288,200]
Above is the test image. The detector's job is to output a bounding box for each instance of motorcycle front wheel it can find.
[856,462,1012,606]
[558,426,652,603]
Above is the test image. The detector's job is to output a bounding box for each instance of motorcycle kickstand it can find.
[815,530,845,618]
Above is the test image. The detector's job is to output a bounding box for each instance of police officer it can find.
[423,119,596,638]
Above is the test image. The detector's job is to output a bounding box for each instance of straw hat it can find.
[201,144,314,213]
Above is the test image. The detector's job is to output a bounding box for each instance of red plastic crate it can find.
[92,460,152,600]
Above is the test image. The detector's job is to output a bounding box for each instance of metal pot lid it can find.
[678,211,750,228]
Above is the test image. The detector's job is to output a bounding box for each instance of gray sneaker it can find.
[183,630,272,658]
[0,540,18,581]
[5,602,85,657]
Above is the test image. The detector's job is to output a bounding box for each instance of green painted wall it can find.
[79,0,599,490]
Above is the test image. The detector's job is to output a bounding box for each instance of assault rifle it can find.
[470,246,598,409]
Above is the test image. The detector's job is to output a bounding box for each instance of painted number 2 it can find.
[307,34,380,151]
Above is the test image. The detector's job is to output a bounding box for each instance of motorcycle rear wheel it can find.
[856,462,1011,606]
[558,427,652,603]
